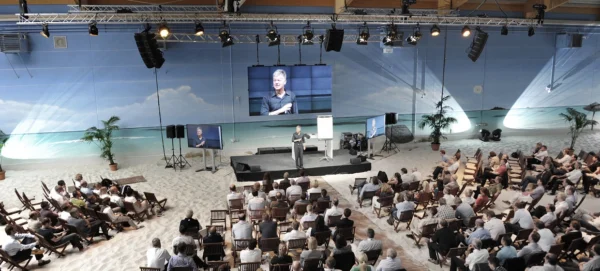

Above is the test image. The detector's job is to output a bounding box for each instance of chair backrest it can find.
[259,237,280,253]
[587,235,600,251]
[328,214,342,226]
[528,196,542,212]
[315,200,332,213]
[573,194,586,213]
[139,267,162,271]
[481,238,496,250]
[354,178,367,187]
[123,201,137,213]
[206,261,229,271]
[314,230,331,247]
[361,190,376,200]
[446,219,461,232]
[567,238,587,253]
[302,220,316,231]
[96,212,112,223]
[421,223,437,237]
[467,215,482,228]
[364,249,382,265]
[473,262,491,271]
[525,251,547,267]
[548,244,563,256]
[303,258,321,270]
[309,193,321,202]
[229,199,244,210]
[272,207,289,220]
[170,267,194,271]
[294,202,308,216]
[515,228,533,242]
[502,257,525,271]
[446,246,468,258]
[233,239,253,251]
[202,242,225,259]
[298,182,310,192]
[408,181,420,191]
[337,226,355,242]
[270,263,293,271]
[377,196,394,208]
[210,210,228,221]
[398,210,414,222]
[249,209,265,221]
[143,192,158,202]
[287,238,307,250]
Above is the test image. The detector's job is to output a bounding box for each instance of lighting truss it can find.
[67,5,220,13]
[162,33,397,43]
[14,10,600,27]
[342,7,460,17]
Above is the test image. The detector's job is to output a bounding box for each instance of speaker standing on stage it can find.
[292,125,310,169]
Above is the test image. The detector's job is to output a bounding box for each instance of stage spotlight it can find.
[462,25,471,37]
[356,22,370,45]
[194,22,204,36]
[158,22,170,38]
[501,25,508,35]
[219,29,234,47]
[406,23,422,45]
[528,26,535,37]
[266,23,280,46]
[301,22,314,45]
[479,129,490,142]
[40,23,49,38]
[382,24,398,46]
[431,24,440,37]
[89,22,98,36]
[491,129,502,141]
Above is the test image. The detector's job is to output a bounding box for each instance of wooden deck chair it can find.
[415,191,432,211]
[548,244,563,256]
[65,223,94,244]
[464,215,483,230]
[411,222,437,248]
[259,237,280,253]
[123,201,147,222]
[337,226,356,243]
[202,242,225,262]
[143,192,167,211]
[572,194,586,213]
[21,192,42,211]
[30,230,68,258]
[349,178,367,195]
[95,212,120,229]
[408,181,420,192]
[467,148,481,162]
[0,213,26,226]
[0,202,23,222]
[277,221,292,238]
[287,238,307,251]
[358,190,376,207]
[0,248,32,271]
[527,196,542,212]
[373,196,394,218]
[271,207,289,222]
[210,210,228,229]
[314,230,331,249]
[394,210,414,232]
[438,246,468,267]
[560,238,588,261]
[249,209,265,225]
[139,267,162,271]
[41,182,51,196]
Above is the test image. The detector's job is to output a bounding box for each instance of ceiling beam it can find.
[525,0,571,18]
[438,0,469,15]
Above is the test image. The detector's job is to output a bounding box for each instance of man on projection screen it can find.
[260,69,299,116]
[194,127,206,148]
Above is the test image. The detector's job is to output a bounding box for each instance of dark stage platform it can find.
[230,149,371,182]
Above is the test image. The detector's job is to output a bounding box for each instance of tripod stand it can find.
[379,125,399,154]
[176,137,191,170]
[165,138,179,170]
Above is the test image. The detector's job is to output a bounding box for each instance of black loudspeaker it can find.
[166,125,176,139]
[235,162,250,172]
[571,34,583,48]
[385,113,397,125]
[176,125,185,139]
[350,157,362,165]
[250,165,261,172]
[357,155,367,162]
[324,28,344,52]
[134,32,165,69]
[349,149,357,155]
[468,28,488,62]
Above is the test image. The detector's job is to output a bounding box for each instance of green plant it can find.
[418,95,457,144]
[559,108,598,149]
[0,137,7,172]
[81,116,120,165]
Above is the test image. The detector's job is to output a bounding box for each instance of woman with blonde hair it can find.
[299,237,324,267]
[350,252,374,271]
[372,182,394,212]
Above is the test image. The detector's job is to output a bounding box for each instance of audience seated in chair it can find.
[283,221,306,242]
[203,226,225,261]
[435,198,455,220]
[580,244,600,271]
[171,226,208,269]
[527,253,562,271]
[38,218,84,251]
[482,210,505,241]
[572,208,600,233]
[555,220,582,250]
[506,201,534,233]
[247,189,266,214]
[360,178,380,199]
[459,219,491,245]
[376,248,403,271]
[2,224,51,267]
[300,204,318,225]
[227,184,244,206]
[308,215,331,238]
[358,228,383,253]
[268,182,285,200]
[449,238,488,271]
[495,235,516,266]
[146,238,171,271]
[410,208,439,235]
[240,239,261,264]
[100,198,140,230]
[391,193,416,220]
[427,219,458,264]
[270,243,293,265]
[517,232,543,263]
[286,180,303,202]
[351,252,375,271]
[270,192,289,209]
[232,213,253,240]
[167,242,197,271]
[40,201,60,226]
[534,221,555,252]
[462,189,476,206]
[455,198,475,227]
[325,199,343,227]
[296,169,310,184]
[324,256,342,271]
[306,180,321,197]
[67,210,111,240]
[487,256,507,271]
[179,210,201,238]
[300,237,324,268]
[332,208,354,241]
[259,213,277,239]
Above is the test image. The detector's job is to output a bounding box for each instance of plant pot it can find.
[0,170,5,180]
[109,163,118,171]
[431,143,441,151]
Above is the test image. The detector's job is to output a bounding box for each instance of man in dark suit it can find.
[557,220,583,249]
[427,220,458,264]
[179,210,201,238]
[259,213,278,239]
[202,226,225,261]
[270,192,289,209]
[332,208,354,241]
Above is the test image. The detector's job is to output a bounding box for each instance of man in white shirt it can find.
[393,194,415,219]
[101,198,139,229]
[306,181,321,198]
[2,225,51,266]
[74,173,84,189]
[286,180,303,201]
[50,186,68,207]
[483,210,505,241]
[247,190,266,214]
[232,213,253,240]
[79,181,93,196]
[528,145,548,169]
[375,249,402,271]
[283,221,306,242]
[358,228,383,252]
[59,205,73,221]
[360,178,380,198]
[300,205,318,225]
[447,158,460,174]
[450,239,488,271]
[411,167,422,182]
[538,204,556,227]
[268,182,285,199]
[554,193,569,216]
[146,238,171,271]
[565,186,577,211]
[462,189,476,206]
[400,168,414,183]
[109,186,124,208]
[325,199,343,226]
[240,239,262,264]
[227,184,244,206]
[534,221,555,252]
[508,201,534,233]
[517,232,543,261]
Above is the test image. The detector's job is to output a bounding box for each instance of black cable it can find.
[277,42,281,65]
[255,34,260,65]
[493,0,508,19]
[319,35,323,64]
[154,68,168,164]
[298,37,302,64]
[465,0,488,18]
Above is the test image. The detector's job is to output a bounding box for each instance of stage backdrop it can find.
[0,25,599,161]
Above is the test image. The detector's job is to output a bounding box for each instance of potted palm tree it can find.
[418,95,457,151]
[0,137,7,180]
[559,108,597,149]
[81,116,121,171]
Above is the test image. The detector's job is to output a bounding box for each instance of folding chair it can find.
[373,196,394,218]
[314,230,331,249]
[358,190,376,208]
[415,191,432,211]
[143,192,167,211]
[206,261,229,271]
[513,228,534,248]
[139,267,162,271]
[327,214,342,227]
[314,200,331,214]
[271,207,289,222]
[411,223,437,248]
[393,210,414,232]
[309,193,321,202]
[202,242,225,262]
[336,226,356,243]
[287,238,307,251]
[209,210,227,229]
[123,201,147,222]
[293,202,308,218]
[231,239,253,264]
[525,251,547,267]
[0,248,32,271]
[302,220,316,231]
[408,181,420,191]
[302,258,321,270]
[438,246,468,267]
[270,263,293,271]
[560,238,587,261]
[349,178,367,195]
[31,231,68,257]
[364,249,382,265]
[259,237,280,253]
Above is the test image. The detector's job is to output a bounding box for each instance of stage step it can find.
[257,145,318,155]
